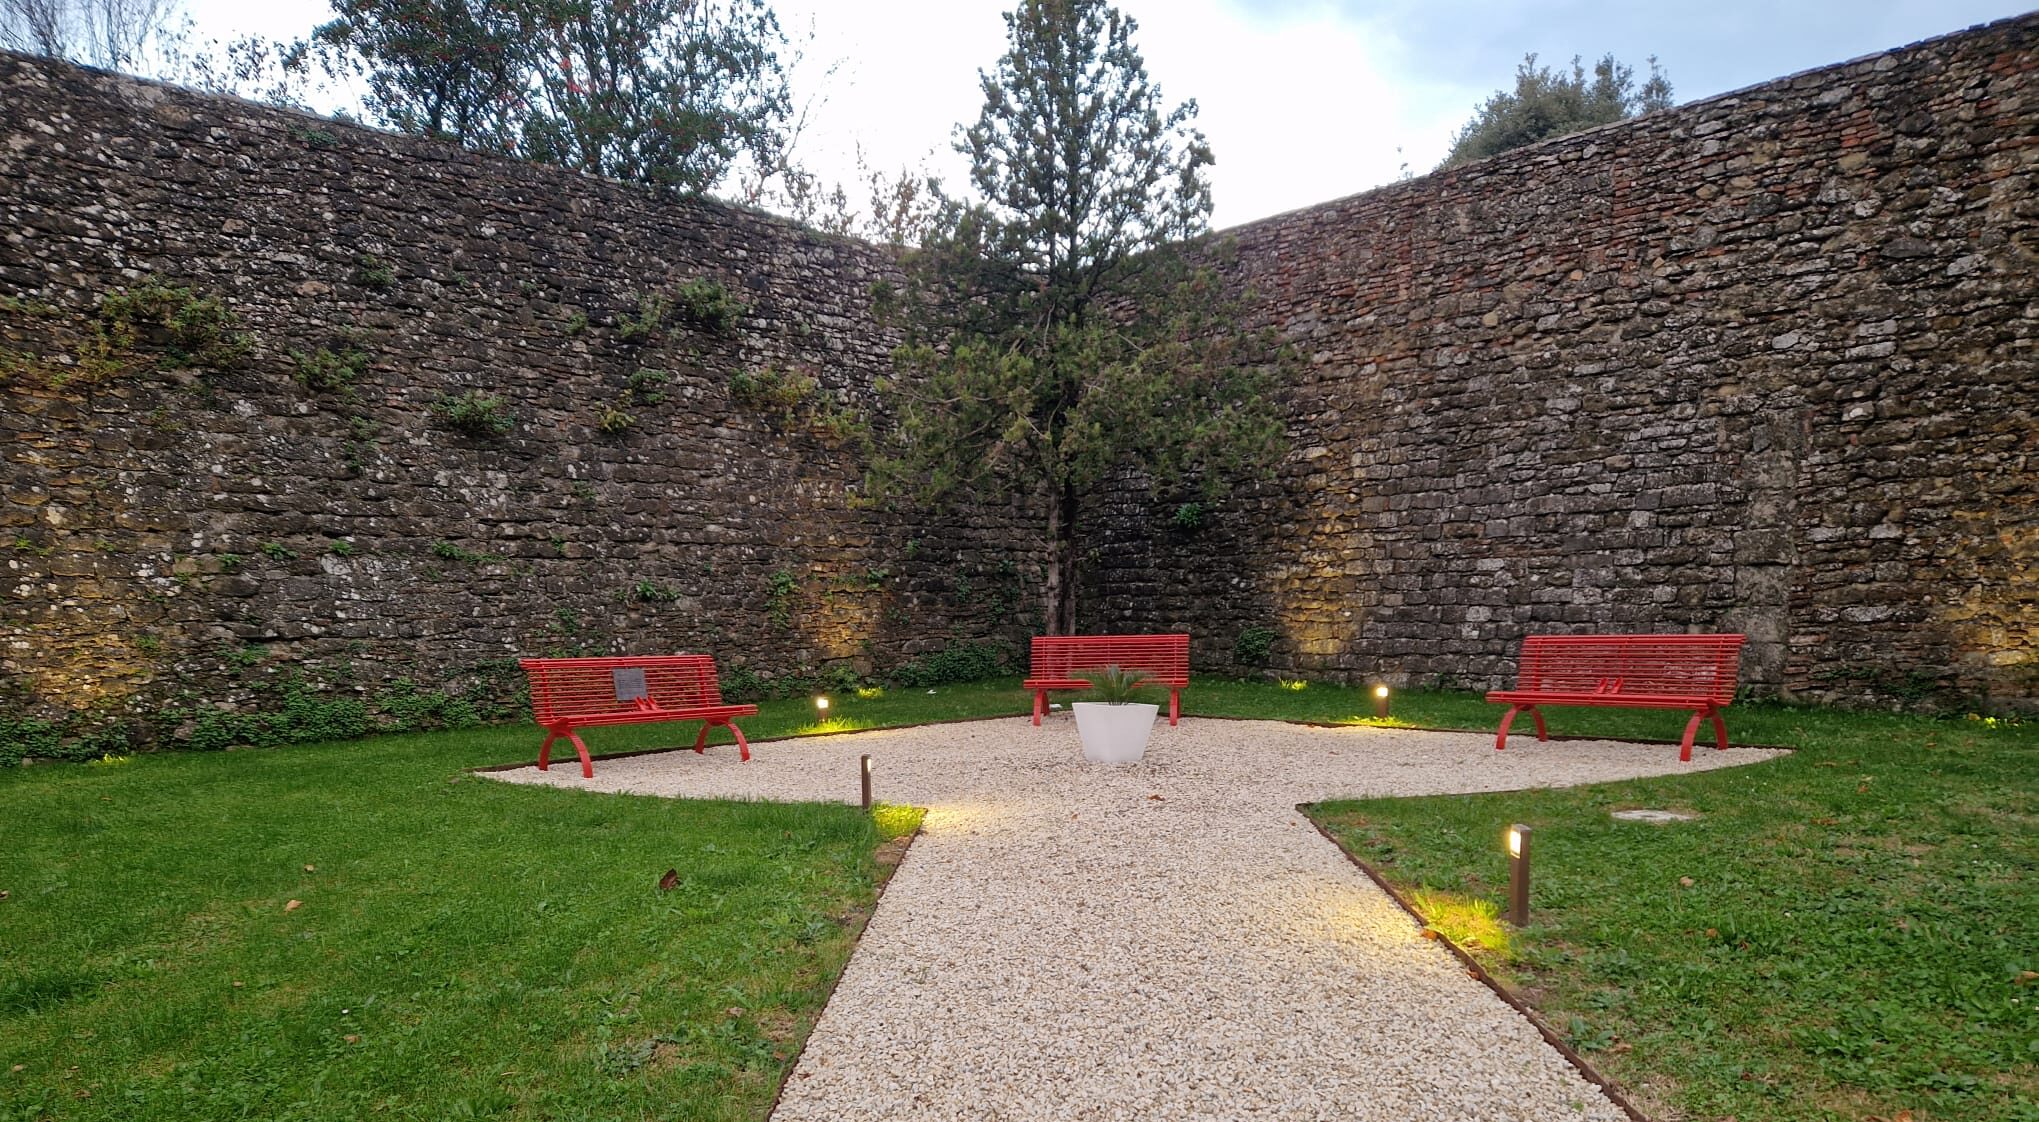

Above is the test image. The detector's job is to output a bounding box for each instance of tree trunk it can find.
[1041,481,1080,635]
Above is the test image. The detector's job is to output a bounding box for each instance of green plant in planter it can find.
[1074,665,1155,705]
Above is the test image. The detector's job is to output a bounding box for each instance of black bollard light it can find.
[1372,685,1390,719]
[1507,823,1532,927]
[859,754,872,810]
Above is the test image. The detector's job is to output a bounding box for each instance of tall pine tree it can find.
[871,0,1286,634]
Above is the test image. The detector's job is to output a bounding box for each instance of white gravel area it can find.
[488,715,1784,1121]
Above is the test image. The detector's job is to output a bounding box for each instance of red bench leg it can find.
[1495,705,1549,750]
[1033,689,1046,726]
[538,725,595,778]
[1495,705,1523,750]
[691,720,753,762]
[1678,711,1706,763]
[1709,710,1729,752]
[1168,689,1180,727]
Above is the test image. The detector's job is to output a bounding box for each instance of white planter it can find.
[1072,701,1160,764]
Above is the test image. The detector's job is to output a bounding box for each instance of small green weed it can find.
[674,277,745,332]
[764,569,798,628]
[597,405,634,434]
[430,540,498,565]
[353,253,396,289]
[290,345,369,394]
[615,292,669,343]
[626,367,670,404]
[631,580,681,603]
[1234,625,1278,667]
[431,391,514,439]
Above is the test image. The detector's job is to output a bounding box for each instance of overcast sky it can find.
[184,0,2034,229]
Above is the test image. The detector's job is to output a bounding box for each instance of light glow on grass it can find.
[795,717,870,736]
[1407,887,1514,957]
[1278,678,1308,691]
[1336,715,1414,728]
[855,687,885,700]
[870,803,923,840]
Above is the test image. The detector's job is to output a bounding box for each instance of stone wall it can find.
[1086,14,2037,708]
[0,55,1037,751]
[4,13,2034,756]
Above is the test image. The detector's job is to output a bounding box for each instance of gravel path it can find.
[489,716,1783,1121]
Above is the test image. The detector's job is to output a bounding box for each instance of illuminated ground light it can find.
[859,753,873,810]
[1372,685,1390,719]
[814,695,831,714]
[1507,823,1532,927]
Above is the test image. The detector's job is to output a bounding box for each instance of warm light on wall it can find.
[1372,685,1390,719]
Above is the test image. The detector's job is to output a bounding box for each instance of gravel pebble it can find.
[490,716,1783,1120]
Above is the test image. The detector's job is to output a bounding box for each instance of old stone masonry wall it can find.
[3,15,2035,757]
[1088,14,2036,707]
[0,55,1037,754]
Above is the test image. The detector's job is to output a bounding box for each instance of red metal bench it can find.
[1487,633,1746,762]
[1024,633,1190,727]
[519,655,758,778]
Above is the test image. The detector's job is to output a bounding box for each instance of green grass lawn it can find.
[5,675,2032,1121]
[1302,688,2038,1122]
[0,684,1022,1122]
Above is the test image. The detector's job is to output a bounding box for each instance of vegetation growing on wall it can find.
[430,390,514,437]
[1,278,251,389]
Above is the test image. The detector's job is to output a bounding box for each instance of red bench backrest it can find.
[1516,634,1745,704]
[1030,634,1190,685]
[520,655,728,723]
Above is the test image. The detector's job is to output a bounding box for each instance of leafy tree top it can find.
[1441,52,1673,169]
[312,0,792,195]
[955,0,1213,330]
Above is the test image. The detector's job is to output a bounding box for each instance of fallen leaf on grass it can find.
[657,868,679,893]
[725,1007,744,1018]
[2016,970,2037,985]
[303,864,316,873]
[343,1034,360,1044]
[284,899,302,912]
[1679,877,1695,887]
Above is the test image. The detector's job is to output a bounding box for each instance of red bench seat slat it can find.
[519,655,758,777]
[1486,634,1746,761]
[1024,634,1190,726]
